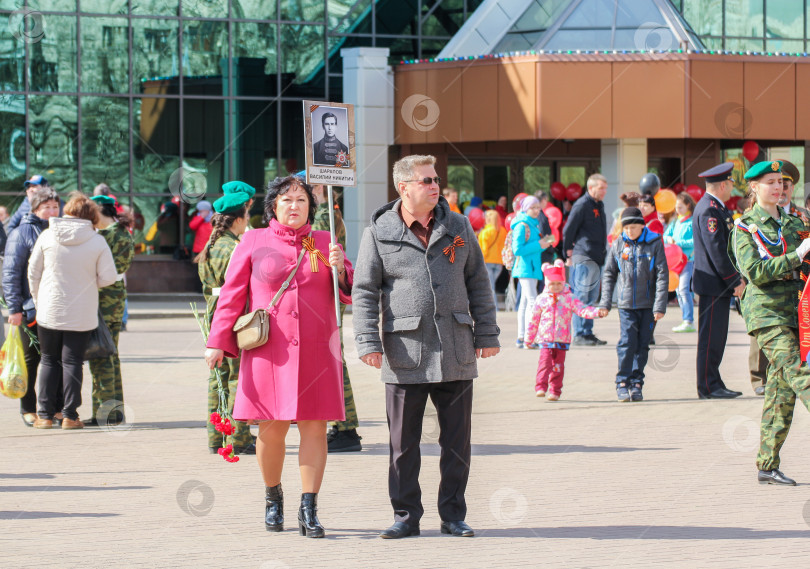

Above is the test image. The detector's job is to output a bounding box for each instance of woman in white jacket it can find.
[28,193,117,429]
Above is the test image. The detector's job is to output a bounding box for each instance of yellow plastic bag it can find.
[0,326,28,399]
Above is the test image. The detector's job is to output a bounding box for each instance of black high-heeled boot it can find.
[298,493,324,538]
[265,484,284,532]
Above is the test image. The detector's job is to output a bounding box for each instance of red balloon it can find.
[550,182,566,201]
[504,212,516,230]
[544,205,563,230]
[725,196,740,211]
[565,183,583,202]
[686,184,704,202]
[512,193,528,213]
[742,140,760,162]
[672,182,686,194]
[665,244,687,274]
[468,208,485,231]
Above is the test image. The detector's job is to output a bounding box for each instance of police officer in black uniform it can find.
[692,162,744,399]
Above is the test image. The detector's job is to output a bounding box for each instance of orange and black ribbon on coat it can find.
[301,236,330,272]
[443,235,465,263]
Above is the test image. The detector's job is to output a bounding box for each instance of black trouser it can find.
[385,380,473,527]
[37,326,91,420]
[696,294,731,396]
[19,319,42,414]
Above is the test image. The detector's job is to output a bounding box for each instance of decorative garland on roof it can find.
[399,49,810,65]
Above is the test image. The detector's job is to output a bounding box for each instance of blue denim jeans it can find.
[616,308,655,385]
[675,261,694,323]
[571,260,602,338]
[485,263,502,308]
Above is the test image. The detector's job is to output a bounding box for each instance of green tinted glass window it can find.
[281,0,324,22]
[328,0,371,34]
[184,97,227,197]
[132,97,180,196]
[81,96,130,192]
[231,0,277,19]
[682,0,722,36]
[227,99,276,192]
[27,0,76,11]
[28,95,78,192]
[233,21,277,79]
[183,21,229,81]
[28,14,77,92]
[133,19,180,84]
[0,94,27,192]
[80,17,129,93]
[133,0,179,15]
[81,0,127,14]
[280,23,325,96]
[766,0,803,39]
[725,0,764,38]
[182,0,228,18]
[1,14,25,91]
[524,165,550,194]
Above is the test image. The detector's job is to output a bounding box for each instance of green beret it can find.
[744,160,782,181]
[222,180,256,199]
[91,195,116,205]
[782,160,800,184]
[213,192,250,214]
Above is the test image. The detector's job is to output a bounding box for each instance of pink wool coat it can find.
[526,286,600,346]
[206,219,352,421]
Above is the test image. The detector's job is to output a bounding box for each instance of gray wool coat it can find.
[352,197,500,384]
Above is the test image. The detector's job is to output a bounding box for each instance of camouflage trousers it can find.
[207,356,252,449]
[329,306,359,431]
[88,290,125,422]
[752,325,810,471]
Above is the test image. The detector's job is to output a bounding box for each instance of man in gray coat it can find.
[353,154,500,539]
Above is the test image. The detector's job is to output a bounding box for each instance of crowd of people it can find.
[7,149,809,542]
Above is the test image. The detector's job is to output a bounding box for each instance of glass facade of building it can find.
[0,0,481,251]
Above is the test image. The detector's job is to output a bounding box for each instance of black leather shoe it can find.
[234,443,256,455]
[754,386,765,396]
[573,335,596,346]
[698,388,742,399]
[758,469,797,486]
[328,429,362,453]
[380,521,420,539]
[265,484,284,531]
[586,334,607,346]
[440,520,474,537]
[298,493,325,538]
[21,413,36,428]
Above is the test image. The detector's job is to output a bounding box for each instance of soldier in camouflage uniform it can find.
[198,191,254,454]
[88,195,134,426]
[729,160,810,486]
[307,179,362,453]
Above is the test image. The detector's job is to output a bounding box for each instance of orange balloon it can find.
[668,270,679,292]
[655,189,676,214]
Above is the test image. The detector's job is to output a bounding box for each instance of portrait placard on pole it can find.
[303,100,356,186]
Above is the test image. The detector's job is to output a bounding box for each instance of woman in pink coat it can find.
[205,176,352,538]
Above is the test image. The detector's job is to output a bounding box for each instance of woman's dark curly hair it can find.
[263,175,316,225]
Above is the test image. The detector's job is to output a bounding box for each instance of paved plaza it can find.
[3,303,810,568]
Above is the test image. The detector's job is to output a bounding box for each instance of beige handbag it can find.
[233,240,308,351]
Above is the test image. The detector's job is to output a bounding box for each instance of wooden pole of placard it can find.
[327,185,341,327]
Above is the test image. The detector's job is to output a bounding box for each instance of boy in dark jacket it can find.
[598,208,669,402]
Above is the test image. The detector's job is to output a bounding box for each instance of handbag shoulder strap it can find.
[266,232,309,310]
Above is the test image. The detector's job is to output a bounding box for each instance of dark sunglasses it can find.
[404,176,441,185]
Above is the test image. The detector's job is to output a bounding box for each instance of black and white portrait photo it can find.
[312,106,349,167]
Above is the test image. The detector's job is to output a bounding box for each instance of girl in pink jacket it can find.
[526,260,602,400]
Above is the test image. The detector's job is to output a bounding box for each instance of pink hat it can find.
[542,260,565,282]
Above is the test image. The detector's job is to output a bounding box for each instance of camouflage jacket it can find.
[199,230,239,320]
[99,222,134,294]
[312,202,346,248]
[729,203,805,332]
